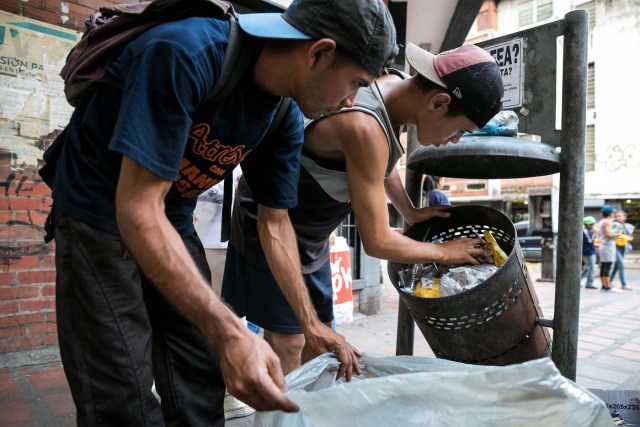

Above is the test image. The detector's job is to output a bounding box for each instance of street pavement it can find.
[1,254,639,426]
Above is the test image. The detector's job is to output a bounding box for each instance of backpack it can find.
[43,0,291,242]
[61,0,243,107]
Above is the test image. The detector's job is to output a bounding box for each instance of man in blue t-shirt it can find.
[39,0,397,424]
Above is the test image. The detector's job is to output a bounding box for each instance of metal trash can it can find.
[388,205,551,366]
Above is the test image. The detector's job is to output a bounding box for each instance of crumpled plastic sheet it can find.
[464,110,519,136]
[255,353,614,427]
[441,264,499,294]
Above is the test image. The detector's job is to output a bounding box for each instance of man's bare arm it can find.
[115,157,297,412]
[332,114,484,265]
[257,205,360,380]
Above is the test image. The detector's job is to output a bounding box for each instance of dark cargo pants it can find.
[54,211,225,426]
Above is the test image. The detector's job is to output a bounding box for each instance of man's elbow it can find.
[116,196,161,238]
[360,236,388,259]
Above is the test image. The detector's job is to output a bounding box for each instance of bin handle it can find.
[536,317,554,328]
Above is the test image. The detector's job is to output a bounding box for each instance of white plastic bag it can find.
[255,353,614,427]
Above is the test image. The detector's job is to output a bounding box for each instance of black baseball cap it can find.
[238,0,398,77]
[405,43,504,128]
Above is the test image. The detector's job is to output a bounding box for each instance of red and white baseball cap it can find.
[406,43,504,128]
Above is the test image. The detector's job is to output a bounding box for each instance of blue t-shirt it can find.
[582,229,596,256]
[44,18,304,236]
[428,191,451,206]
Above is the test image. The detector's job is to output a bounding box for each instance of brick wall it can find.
[0,155,58,352]
[0,0,121,353]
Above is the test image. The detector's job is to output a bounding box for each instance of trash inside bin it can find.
[387,205,551,365]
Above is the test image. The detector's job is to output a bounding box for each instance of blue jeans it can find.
[54,211,225,426]
[610,246,627,286]
[581,254,596,287]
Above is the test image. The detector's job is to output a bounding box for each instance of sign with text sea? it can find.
[487,38,524,109]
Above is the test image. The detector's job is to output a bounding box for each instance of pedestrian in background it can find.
[582,216,598,289]
[596,205,622,292]
[611,210,635,290]
[422,175,451,206]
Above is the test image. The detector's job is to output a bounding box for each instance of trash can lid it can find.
[406,136,561,179]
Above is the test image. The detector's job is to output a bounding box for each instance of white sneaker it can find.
[224,394,255,420]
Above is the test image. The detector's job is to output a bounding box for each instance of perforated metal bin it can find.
[387,205,551,366]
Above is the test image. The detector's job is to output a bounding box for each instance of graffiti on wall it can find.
[0,12,79,261]
[604,143,639,173]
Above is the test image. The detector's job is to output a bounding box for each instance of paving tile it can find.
[577,349,593,359]
[620,342,640,352]
[0,400,35,426]
[42,390,76,417]
[579,335,616,346]
[595,326,634,335]
[593,310,622,317]
[28,365,68,391]
[578,376,618,390]
[60,415,78,427]
[579,315,607,323]
[578,341,605,352]
[589,329,626,340]
[611,349,640,361]
[579,366,630,384]
[0,375,19,398]
[592,355,640,372]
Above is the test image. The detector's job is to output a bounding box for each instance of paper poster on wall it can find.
[486,38,524,109]
[0,11,79,166]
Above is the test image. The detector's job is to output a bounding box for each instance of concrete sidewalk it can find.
[1,255,639,426]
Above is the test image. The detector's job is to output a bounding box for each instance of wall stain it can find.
[604,144,639,172]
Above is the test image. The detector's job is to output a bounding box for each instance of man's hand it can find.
[301,322,361,381]
[438,237,486,265]
[218,322,299,413]
[257,206,362,380]
[403,205,451,227]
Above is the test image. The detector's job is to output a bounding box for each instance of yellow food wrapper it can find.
[483,230,508,267]
[413,278,441,298]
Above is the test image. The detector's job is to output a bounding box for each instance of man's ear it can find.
[306,38,338,69]
[430,92,452,112]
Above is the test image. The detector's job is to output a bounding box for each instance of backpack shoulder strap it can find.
[265,97,291,139]
[204,19,251,105]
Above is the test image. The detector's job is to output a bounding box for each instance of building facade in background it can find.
[439,0,640,244]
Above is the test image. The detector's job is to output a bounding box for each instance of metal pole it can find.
[552,9,588,380]
[396,124,422,355]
